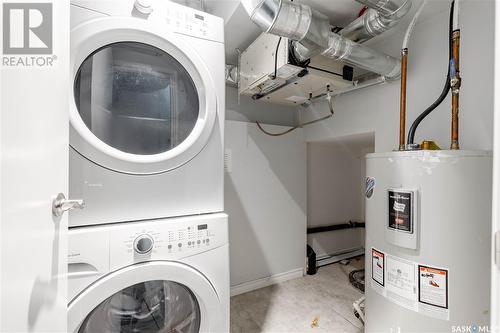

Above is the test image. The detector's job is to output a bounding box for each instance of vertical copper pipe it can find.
[399,49,408,151]
[451,30,461,150]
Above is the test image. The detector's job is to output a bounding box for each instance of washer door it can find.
[70,17,217,175]
[68,261,221,333]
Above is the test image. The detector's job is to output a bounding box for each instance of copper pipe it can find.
[399,49,408,150]
[451,30,461,150]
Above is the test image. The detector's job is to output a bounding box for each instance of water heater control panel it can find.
[386,188,419,249]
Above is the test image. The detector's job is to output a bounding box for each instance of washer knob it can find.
[134,0,153,15]
[134,234,154,254]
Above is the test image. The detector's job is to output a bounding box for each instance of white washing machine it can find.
[68,213,229,332]
[69,0,225,227]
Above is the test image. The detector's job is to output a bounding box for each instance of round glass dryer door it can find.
[70,18,217,174]
[74,42,199,156]
[78,280,200,333]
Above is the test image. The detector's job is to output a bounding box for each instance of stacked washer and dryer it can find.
[67,1,228,332]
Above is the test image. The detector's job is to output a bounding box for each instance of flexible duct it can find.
[341,0,412,43]
[241,0,401,79]
[225,64,239,86]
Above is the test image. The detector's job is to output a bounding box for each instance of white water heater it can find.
[365,151,492,332]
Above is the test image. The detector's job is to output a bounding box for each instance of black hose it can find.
[272,37,282,80]
[407,0,454,145]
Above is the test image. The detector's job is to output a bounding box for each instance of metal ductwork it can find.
[240,0,330,54]
[241,0,401,79]
[341,0,412,43]
[225,64,239,86]
[320,30,400,78]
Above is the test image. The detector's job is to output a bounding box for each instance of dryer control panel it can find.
[71,0,224,43]
[153,2,223,42]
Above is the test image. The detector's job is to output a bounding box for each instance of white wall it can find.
[307,134,374,257]
[225,121,307,288]
[303,0,494,153]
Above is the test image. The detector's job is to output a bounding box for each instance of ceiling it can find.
[203,0,450,64]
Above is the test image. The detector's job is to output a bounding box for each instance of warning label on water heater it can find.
[367,250,451,321]
[372,248,385,286]
[388,190,413,233]
[386,255,417,311]
[419,265,448,308]
[418,265,449,320]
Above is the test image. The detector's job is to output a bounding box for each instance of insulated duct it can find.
[241,0,401,79]
[320,31,400,78]
[341,0,412,43]
[240,0,330,54]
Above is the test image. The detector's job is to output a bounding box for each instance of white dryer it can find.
[68,213,229,332]
[69,0,225,227]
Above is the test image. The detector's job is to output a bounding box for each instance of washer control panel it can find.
[108,213,228,271]
[123,223,214,255]
[68,213,228,301]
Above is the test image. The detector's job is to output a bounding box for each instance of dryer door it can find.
[68,261,222,333]
[70,17,217,175]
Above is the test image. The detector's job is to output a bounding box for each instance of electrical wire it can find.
[407,0,454,145]
[256,92,335,136]
[256,122,299,136]
[306,65,343,78]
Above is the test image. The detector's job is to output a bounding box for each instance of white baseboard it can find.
[315,246,365,260]
[316,247,365,267]
[230,268,304,297]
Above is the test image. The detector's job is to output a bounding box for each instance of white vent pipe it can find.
[402,0,426,49]
[241,0,401,79]
[341,0,412,43]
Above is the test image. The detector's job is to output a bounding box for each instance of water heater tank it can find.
[365,151,492,332]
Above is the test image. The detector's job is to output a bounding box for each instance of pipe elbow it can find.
[342,0,412,43]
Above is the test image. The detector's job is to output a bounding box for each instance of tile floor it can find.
[230,257,365,333]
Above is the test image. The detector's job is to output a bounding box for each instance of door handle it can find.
[52,193,85,217]
[68,263,99,278]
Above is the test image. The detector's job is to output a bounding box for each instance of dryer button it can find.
[134,0,153,15]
